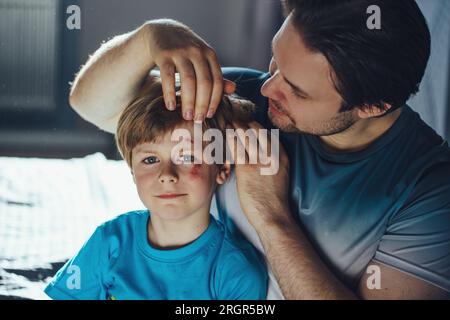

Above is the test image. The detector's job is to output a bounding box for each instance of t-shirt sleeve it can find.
[44,226,109,300]
[215,248,268,300]
[373,163,450,292]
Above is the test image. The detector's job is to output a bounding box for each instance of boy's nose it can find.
[158,165,179,184]
[159,175,178,183]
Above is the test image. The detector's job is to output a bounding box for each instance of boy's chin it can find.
[152,210,190,221]
[149,206,201,221]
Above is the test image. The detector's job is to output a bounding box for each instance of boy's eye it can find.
[143,156,159,164]
[180,154,196,164]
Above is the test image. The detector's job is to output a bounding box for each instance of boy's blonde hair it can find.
[115,78,255,167]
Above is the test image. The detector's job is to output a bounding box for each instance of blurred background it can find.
[0,0,449,159]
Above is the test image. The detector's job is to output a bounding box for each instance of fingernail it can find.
[167,101,175,110]
[185,110,193,120]
[206,109,214,118]
[194,114,204,123]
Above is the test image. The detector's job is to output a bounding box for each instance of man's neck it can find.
[319,107,403,153]
[147,209,210,249]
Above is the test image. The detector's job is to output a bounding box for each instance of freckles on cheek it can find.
[135,170,157,183]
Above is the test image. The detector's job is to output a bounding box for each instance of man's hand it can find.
[69,19,234,133]
[146,19,235,122]
[228,121,291,229]
[227,121,358,299]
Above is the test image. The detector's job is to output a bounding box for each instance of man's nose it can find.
[260,73,282,100]
[158,164,179,184]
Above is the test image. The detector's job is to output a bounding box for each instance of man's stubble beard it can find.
[268,106,359,136]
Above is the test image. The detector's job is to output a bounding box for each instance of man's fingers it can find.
[205,52,224,118]
[224,79,236,95]
[248,121,287,170]
[159,61,177,110]
[231,121,277,167]
[247,121,264,130]
[191,55,213,123]
[234,121,261,165]
[175,58,196,120]
[225,125,236,164]
[247,121,273,166]
[226,125,247,165]
[159,47,234,121]
[247,121,268,153]
[160,48,235,121]
[228,121,251,165]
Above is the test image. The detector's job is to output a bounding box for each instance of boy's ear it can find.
[216,163,231,185]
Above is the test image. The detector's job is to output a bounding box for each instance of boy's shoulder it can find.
[103,209,147,223]
[98,209,148,234]
[214,220,266,273]
[219,231,259,258]
[212,219,268,299]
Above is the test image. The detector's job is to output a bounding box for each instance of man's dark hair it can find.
[282,0,431,113]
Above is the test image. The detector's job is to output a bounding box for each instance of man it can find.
[69,0,450,299]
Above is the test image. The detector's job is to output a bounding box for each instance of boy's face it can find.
[131,122,229,221]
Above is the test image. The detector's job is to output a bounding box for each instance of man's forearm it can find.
[255,214,357,300]
[70,23,154,133]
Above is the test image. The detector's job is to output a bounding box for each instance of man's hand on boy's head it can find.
[145,19,236,123]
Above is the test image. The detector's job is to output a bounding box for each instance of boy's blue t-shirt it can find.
[44,211,267,300]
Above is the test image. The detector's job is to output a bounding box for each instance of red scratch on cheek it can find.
[189,165,201,179]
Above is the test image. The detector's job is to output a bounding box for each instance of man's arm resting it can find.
[255,213,449,300]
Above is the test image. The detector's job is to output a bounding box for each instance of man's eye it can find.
[143,156,159,164]
[292,88,307,100]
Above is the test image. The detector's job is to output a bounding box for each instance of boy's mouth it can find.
[155,193,187,199]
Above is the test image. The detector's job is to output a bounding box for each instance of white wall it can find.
[408,0,450,139]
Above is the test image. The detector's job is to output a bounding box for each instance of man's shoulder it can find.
[369,106,450,192]
[403,106,450,188]
[222,67,268,83]
[221,67,269,99]
[409,158,450,197]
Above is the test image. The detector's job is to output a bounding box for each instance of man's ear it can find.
[216,163,231,185]
[357,103,392,119]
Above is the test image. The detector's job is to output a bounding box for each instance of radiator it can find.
[0,0,60,111]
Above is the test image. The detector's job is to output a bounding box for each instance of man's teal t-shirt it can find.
[218,67,450,292]
[44,211,267,300]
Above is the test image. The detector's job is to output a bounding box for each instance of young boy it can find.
[44,78,268,300]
